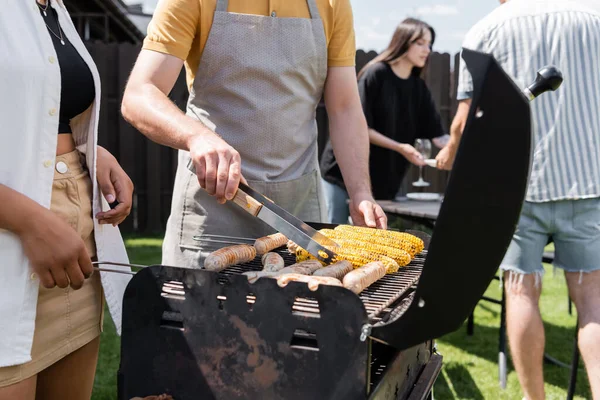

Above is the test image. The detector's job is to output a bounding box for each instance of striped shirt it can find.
[457,0,600,202]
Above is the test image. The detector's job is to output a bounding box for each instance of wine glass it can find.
[412,139,431,187]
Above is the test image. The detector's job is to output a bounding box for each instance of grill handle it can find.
[523,66,563,101]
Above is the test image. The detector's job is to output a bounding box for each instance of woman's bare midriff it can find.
[57,134,76,155]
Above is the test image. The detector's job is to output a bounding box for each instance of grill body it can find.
[117,49,533,400]
[118,249,433,400]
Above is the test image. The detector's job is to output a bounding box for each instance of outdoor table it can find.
[377,197,442,229]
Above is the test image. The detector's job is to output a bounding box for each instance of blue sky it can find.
[135,0,499,54]
[349,0,499,54]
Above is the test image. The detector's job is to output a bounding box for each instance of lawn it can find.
[91,237,591,400]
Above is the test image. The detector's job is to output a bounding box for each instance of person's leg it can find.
[500,201,550,400]
[35,336,100,400]
[564,270,600,399]
[321,179,350,224]
[0,375,37,400]
[504,272,545,400]
[554,198,600,399]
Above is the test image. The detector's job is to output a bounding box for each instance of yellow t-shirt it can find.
[143,0,356,90]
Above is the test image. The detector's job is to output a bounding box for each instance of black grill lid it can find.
[371,49,533,350]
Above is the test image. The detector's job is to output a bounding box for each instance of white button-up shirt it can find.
[0,1,132,367]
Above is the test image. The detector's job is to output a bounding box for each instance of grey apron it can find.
[162,0,328,268]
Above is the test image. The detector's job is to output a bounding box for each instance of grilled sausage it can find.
[276,273,343,291]
[204,244,256,272]
[243,260,321,283]
[261,252,285,272]
[312,260,353,279]
[287,240,300,254]
[342,261,386,294]
[254,233,288,255]
[243,270,278,283]
[277,260,322,275]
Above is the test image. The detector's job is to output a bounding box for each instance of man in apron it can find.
[122,0,387,268]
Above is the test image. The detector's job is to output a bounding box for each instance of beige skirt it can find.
[0,150,104,387]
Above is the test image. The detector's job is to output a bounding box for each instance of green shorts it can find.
[501,198,600,278]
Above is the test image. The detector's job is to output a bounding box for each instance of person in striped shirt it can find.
[437,1,600,399]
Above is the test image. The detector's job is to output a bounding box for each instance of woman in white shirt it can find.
[0,1,135,398]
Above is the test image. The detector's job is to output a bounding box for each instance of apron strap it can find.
[306,0,320,20]
[217,0,319,20]
[216,0,228,12]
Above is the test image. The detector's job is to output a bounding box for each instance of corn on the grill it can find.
[295,246,400,273]
[327,237,411,267]
[290,226,424,274]
[332,225,424,257]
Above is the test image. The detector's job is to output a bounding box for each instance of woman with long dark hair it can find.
[320,18,449,223]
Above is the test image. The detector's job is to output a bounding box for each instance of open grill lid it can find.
[370,49,533,350]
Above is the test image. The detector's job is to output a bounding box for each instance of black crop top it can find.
[38,0,95,134]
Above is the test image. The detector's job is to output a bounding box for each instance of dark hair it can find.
[358,18,436,79]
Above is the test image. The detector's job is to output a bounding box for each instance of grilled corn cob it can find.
[295,246,400,273]
[325,237,410,267]
[317,228,412,265]
[332,225,424,257]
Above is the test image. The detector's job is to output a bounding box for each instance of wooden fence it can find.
[85,42,461,234]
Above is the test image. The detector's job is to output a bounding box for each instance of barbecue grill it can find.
[112,50,562,400]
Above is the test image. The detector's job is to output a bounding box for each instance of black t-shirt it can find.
[40,1,95,133]
[320,62,445,200]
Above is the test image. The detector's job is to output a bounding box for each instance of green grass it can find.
[92,237,590,400]
[92,235,164,400]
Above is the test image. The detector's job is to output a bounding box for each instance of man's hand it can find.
[435,143,458,171]
[121,50,245,204]
[437,99,471,170]
[188,134,242,204]
[397,143,427,167]
[348,192,387,229]
[95,146,134,226]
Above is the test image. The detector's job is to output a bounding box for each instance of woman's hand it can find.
[95,146,134,226]
[20,207,93,290]
[0,184,92,289]
[397,143,427,166]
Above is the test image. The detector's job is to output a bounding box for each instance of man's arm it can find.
[435,99,471,170]
[432,134,451,149]
[324,67,387,229]
[121,50,241,203]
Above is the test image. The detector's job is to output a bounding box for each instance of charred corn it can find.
[331,225,424,257]
[295,246,400,274]
[326,238,410,266]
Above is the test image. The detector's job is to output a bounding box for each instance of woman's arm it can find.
[0,185,93,289]
[95,146,134,226]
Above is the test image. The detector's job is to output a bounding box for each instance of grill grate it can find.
[161,245,424,322]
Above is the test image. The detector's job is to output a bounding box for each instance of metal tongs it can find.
[92,261,146,275]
